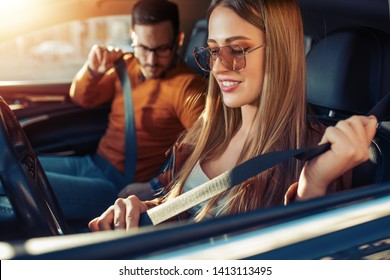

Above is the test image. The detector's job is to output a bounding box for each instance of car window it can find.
[0,15,132,83]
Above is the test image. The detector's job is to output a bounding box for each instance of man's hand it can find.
[87,44,123,76]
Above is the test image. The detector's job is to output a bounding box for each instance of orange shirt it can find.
[70,54,206,182]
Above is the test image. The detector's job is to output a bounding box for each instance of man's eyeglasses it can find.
[132,43,174,58]
[193,43,266,72]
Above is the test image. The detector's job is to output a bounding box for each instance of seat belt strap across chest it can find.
[115,57,137,183]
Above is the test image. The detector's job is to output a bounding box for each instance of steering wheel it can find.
[0,97,69,237]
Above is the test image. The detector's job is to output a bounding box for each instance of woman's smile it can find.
[218,78,241,92]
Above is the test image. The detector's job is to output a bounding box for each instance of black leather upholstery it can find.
[306,27,390,188]
[307,27,390,122]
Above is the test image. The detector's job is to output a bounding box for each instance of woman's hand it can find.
[88,196,148,231]
[297,115,378,200]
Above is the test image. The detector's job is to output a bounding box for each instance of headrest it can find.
[183,19,208,76]
[306,27,390,115]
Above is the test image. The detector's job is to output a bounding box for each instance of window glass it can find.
[0,15,132,82]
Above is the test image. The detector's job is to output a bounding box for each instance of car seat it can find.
[306,27,390,187]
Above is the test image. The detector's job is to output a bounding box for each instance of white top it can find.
[183,161,228,219]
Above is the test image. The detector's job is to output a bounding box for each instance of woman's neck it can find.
[200,104,258,179]
[240,104,258,136]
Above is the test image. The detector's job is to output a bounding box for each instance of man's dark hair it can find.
[131,0,180,38]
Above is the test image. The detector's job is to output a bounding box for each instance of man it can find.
[39,0,206,220]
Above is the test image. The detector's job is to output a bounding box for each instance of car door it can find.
[0,80,110,155]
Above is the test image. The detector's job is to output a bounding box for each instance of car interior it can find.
[0,0,390,259]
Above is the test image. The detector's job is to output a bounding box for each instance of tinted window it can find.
[0,15,132,82]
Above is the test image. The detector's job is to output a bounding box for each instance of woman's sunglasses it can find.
[193,43,266,72]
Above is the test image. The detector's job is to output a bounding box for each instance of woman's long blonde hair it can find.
[163,0,308,221]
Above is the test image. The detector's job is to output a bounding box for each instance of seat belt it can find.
[139,92,390,226]
[114,57,137,184]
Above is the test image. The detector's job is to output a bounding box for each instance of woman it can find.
[89,0,377,231]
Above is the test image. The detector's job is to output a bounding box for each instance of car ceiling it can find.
[0,0,389,44]
[0,0,209,42]
[0,0,133,41]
